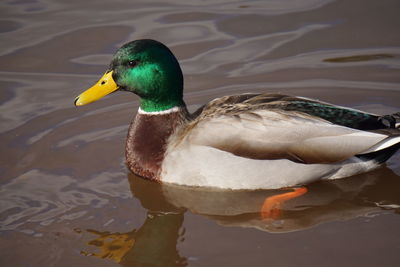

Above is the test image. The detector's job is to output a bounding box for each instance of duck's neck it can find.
[125,105,189,180]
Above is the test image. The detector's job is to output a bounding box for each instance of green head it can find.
[75,39,184,112]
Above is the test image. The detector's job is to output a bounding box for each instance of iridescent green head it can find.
[74,39,184,112]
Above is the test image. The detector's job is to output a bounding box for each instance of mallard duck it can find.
[74,39,400,190]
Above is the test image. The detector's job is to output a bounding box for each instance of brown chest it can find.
[125,110,186,180]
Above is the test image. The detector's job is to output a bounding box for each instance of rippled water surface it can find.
[1,0,400,266]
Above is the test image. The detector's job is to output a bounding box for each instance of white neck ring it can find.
[138,106,180,115]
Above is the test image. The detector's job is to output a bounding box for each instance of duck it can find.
[74,39,400,191]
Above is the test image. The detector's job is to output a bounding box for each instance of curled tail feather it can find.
[378,112,400,129]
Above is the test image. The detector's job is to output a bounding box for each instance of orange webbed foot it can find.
[261,187,308,220]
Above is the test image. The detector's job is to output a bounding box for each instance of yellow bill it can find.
[74,71,118,106]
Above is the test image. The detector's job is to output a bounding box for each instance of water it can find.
[1,0,400,266]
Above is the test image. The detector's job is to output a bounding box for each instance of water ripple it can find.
[0,169,130,231]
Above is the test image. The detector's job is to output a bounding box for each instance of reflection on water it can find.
[80,168,400,265]
[323,54,395,63]
[84,228,136,263]
[1,0,400,266]
[83,212,186,266]
[132,169,400,233]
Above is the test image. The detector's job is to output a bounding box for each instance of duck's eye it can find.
[128,60,139,67]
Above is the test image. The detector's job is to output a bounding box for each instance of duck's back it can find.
[160,93,400,189]
[192,93,386,130]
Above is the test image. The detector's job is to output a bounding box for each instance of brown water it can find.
[1,0,400,266]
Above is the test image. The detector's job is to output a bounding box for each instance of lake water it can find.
[1,0,400,266]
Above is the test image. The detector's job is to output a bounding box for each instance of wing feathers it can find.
[182,109,388,164]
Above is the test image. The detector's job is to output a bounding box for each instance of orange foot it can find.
[261,187,308,220]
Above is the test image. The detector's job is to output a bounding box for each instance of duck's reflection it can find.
[82,174,187,266]
[83,211,186,266]
[83,167,400,265]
